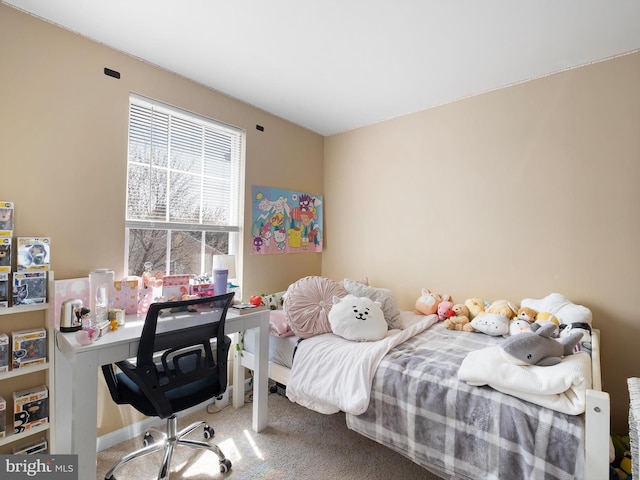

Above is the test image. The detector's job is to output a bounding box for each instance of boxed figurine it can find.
[0,272,8,308]
[12,271,47,305]
[0,201,13,237]
[12,328,47,369]
[0,395,5,438]
[13,385,48,433]
[13,436,48,455]
[17,237,50,271]
[0,333,9,372]
[0,236,10,273]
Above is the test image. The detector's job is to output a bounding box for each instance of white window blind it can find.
[125,94,243,276]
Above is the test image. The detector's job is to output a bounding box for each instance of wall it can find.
[323,51,640,433]
[0,4,323,435]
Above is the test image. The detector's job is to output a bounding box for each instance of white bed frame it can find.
[238,329,611,480]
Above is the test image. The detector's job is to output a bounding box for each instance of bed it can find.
[237,281,611,480]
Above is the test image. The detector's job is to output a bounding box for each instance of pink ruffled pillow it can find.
[284,276,347,339]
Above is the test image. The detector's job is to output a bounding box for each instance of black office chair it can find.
[101,293,235,480]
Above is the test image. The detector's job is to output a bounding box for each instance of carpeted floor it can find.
[97,391,443,480]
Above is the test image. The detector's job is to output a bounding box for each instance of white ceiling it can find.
[5,0,640,136]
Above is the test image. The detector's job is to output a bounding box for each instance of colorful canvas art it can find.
[251,185,323,254]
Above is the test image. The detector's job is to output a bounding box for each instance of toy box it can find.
[16,237,50,271]
[190,282,215,298]
[12,271,47,305]
[13,385,48,433]
[12,328,47,369]
[0,201,14,237]
[0,236,10,273]
[13,436,48,455]
[0,272,8,308]
[162,274,190,301]
[0,333,9,372]
[0,396,5,438]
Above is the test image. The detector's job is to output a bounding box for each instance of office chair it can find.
[101,293,235,480]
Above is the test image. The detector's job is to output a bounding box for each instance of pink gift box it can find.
[162,275,190,301]
[113,277,140,315]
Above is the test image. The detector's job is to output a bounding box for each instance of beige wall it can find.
[0,4,322,436]
[2,2,637,440]
[323,51,640,433]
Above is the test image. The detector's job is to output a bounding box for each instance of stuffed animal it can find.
[500,323,583,366]
[559,322,593,354]
[470,313,510,336]
[436,299,454,322]
[509,318,533,336]
[482,299,519,319]
[329,294,387,342]
[520,293,592,326]
[464,298,486,319]
[415,289,449,316]
[530,311,560,337]
[516,307,537,323]
[443,304,474,331]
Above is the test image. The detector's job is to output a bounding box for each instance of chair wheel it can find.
[203,425,215,440]
[219,458,232,473]
[143,432,154,447]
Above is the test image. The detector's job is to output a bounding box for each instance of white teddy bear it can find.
[329,294,388,342]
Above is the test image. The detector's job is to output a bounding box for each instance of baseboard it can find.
[96,378,252,452]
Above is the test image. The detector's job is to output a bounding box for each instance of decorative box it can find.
[190,282,215,298]
[12,328,46,369]
[162,275,190,301]
[113,277,141,315]
[14,385,48,433]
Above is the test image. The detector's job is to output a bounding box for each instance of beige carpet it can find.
[97,391,442,480]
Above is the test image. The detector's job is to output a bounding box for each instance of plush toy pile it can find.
[412,290,594,359]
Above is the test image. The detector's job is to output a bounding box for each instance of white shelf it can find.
[0,423,50,448]
[0,362,50,380]
[0,303,49,316]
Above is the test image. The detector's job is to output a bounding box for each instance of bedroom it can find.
[0,0,638,472]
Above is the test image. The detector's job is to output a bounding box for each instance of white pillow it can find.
[470,313,510,336]
[343,278,402,330]
[329,294,387,342]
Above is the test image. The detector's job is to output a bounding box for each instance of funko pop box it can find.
[0,271,8,308]
[0,333,9,372]
[12,328,47,369]
[0,395,5,438]
[14,385,49,433]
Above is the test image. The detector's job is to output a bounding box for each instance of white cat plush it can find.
[329,294,388,342]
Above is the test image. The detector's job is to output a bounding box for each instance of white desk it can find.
[54,308,270,480]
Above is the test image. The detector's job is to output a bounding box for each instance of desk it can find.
[54,308,270,480]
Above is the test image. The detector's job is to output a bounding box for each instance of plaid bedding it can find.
[345,323,585,480]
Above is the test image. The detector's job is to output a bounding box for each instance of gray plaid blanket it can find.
[346,323,585,480]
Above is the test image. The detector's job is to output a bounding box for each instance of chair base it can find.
[104,414,231,480]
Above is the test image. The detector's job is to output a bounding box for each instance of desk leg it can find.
[252,319,269,432]
[70,350,100,480]
[232,333,244,409]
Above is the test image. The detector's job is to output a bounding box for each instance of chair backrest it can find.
[106,293,235,418]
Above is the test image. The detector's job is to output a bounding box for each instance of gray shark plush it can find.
[501,323,583,366]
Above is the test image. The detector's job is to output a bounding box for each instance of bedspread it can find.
[346,324,585,480]
[286,313,437,415]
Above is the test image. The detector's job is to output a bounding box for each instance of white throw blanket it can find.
[286,313,437,415]
[458,346,592,415]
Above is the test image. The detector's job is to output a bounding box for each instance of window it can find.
[125,94,243,277]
